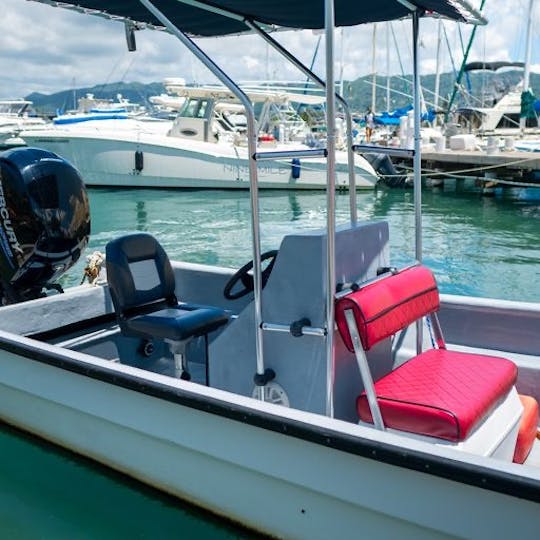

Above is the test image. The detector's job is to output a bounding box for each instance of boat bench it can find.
[335,265,537,462]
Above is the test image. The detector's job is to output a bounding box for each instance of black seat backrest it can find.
[106,233,176,317]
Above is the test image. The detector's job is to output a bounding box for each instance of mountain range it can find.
[26,70,540,117]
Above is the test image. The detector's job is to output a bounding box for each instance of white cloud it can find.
[0,0,538,98]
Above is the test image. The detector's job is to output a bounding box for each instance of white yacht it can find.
[20,83,379,190]
[53,92,149,125]
[0,99,48,146]
[452,62,539,137]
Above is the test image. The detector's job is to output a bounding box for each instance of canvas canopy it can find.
[31,1,486,37]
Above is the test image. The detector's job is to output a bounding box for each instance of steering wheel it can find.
[224,250,278,300]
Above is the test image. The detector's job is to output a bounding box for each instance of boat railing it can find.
[139,0,271,401]
[261,322,327,338]
[138,0,354,412]
[253,148,327,161]
[352,144,415,159]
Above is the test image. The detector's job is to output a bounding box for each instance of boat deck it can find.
[31,311,540,469]
[30,316,211,384]
[526,440,540,467]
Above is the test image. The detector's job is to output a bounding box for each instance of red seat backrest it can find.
[335,265,440,351]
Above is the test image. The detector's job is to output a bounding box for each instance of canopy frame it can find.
[29,0,485,413]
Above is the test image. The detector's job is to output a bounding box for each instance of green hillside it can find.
[26,81,166,117]
[343,70,540,113]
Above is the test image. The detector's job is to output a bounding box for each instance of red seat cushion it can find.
[513,395,539,464]
[357,349,517,442]
[335,266,439,352]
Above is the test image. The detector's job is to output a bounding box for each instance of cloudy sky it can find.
[1,0,538,98]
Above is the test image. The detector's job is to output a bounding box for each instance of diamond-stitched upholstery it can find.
[357,348,517,441]
[335,265,439,351]
[335,265,519,442]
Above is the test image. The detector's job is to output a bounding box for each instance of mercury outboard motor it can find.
[0,147,90,304]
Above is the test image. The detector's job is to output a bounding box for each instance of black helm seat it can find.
[106,232,229,380]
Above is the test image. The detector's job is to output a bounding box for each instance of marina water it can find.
[2,185,539,538]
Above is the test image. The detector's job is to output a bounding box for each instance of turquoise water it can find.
[0,425,257,539]
[65,185,540,301]
[1,186,539,538]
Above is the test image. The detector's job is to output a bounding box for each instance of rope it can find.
[80,251,105,285]
[399,153,540,175]
[425,315,436,348]
[423,155,540,175]
[398,163,540,188]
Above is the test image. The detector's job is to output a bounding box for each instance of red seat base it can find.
[357,349,517,442]
[513,395,539,464]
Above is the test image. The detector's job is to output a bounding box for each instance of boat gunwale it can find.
[1,323,539,504]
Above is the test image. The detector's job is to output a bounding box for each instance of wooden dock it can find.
[421,149,540,172]
[393,148,540,189]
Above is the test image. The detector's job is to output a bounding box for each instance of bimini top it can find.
[464,61,526,72]
[163,80,327,105]
[31,1,486,37]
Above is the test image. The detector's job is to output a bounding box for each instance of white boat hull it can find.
[0,255,539,540]
[3,2,538,536]
[1,332,538,540]
[20,127,378,190]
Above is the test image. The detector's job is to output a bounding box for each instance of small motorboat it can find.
[1,1,539,539]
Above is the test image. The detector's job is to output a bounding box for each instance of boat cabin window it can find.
[455,110,484,131]
[496,113,520,129]
[0,101,30,116]
[495,113,537,129]
[180,98,210,120]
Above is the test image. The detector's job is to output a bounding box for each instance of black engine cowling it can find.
[0,147,90,304]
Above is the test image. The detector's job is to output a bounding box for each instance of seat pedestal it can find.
[166,339,191,380]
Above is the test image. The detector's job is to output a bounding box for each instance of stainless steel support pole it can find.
[324,0,336,417]
[138,0,267,399]
[412,10,423,355]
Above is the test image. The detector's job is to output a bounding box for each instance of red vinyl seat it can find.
[335,265,518,442]
[356,348,516,441]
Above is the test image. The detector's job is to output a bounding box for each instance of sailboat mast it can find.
[434,19,442,112]
[444,0,486,121]
[520,0,535,131]
[339,28,345,96]
[386,22,391,111]
[371,23,377,111]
